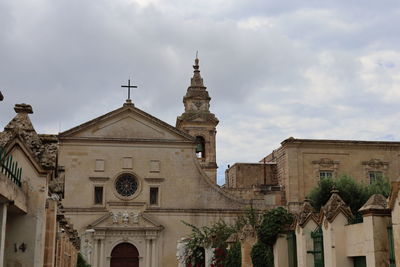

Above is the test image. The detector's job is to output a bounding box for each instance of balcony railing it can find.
[0,147,22,187]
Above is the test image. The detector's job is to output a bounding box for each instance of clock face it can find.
[115,174,138,197]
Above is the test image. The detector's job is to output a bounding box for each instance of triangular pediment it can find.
[59,104,194,142]
[88,211,163,231]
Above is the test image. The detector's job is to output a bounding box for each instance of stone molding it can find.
[297,200,319,227]
[89,176,110,182]
[321,191,352,223]
[362,158,389,169]
[107,201,146,207]
[144,178,165,183]
[312,158,339,179]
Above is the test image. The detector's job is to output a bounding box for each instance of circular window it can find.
[115,173,138,197]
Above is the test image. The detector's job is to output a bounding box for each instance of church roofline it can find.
[59,104,195,141]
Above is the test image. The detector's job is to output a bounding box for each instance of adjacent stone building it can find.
[0,104,79,267]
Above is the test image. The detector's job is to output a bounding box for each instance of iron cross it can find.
[121,79,138,101]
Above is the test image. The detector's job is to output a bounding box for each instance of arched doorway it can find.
[110,242,139,267]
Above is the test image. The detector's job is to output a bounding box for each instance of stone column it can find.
[146,238,151,267]
[151,238,157,267]
[99,238,105,267]
[92,238,99,267]
[0,203,8,266]
[239,224,257,267]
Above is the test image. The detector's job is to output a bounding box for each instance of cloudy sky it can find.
[1,0,400,184]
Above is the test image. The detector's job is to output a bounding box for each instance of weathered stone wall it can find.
[225,163,277,188]
[274,139,400,205]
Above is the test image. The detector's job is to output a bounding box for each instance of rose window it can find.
[115,174,138,197]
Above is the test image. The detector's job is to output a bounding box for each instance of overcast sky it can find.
[1,0,400,184]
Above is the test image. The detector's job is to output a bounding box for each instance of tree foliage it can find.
[307,174,390,222]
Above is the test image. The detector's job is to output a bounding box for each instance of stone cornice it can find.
[59,137,194,145]
[145,208,246,214]
[107,202,146,207]
[144,178,165,183]
[62,207,108,212]
[281,137,400,147]
[89,176,110,182]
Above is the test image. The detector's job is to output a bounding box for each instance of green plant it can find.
[77,253,91,267]
[182,220,236,266]
[250,207,293,266]
[251,242,273,267]
[225,242,241,267]
[257,207,293,246]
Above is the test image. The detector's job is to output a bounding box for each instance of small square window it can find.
[150,187,159,205]
[94,186,103,205]
[368,171,383,184]
[319,171,333,180]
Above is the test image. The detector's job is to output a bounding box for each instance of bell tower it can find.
[176,56,219,183]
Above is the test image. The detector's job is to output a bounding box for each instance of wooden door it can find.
[110,242,139,267]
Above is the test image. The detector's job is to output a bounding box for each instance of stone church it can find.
[58,58,260,267]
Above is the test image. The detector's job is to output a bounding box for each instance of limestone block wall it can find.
[269,139,400,205]
[4,147,48,267]
[295,219,318,267]
[322,214,353,267]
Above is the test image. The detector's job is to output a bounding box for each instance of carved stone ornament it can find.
[362,159,388,169]
[130,211,140,224]
[323,219,328,230]
[238,224,256,241]
[321,192,352,222]
[298,200,316,227]
[312,158,338,168]
[110,210,140,225]
[111,212,119,224]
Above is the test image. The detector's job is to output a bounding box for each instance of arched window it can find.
[195,136,205,158]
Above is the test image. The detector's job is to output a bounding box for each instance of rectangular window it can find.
[150,187,159,205]
[319,171,333,180]
[94,186,103,205]
[368,171,383,184]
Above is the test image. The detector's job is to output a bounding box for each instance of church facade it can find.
[58,58,256,267]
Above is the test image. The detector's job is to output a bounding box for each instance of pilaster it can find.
[0,203,7,266]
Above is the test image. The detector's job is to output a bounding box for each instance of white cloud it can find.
[2,0,400,185]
